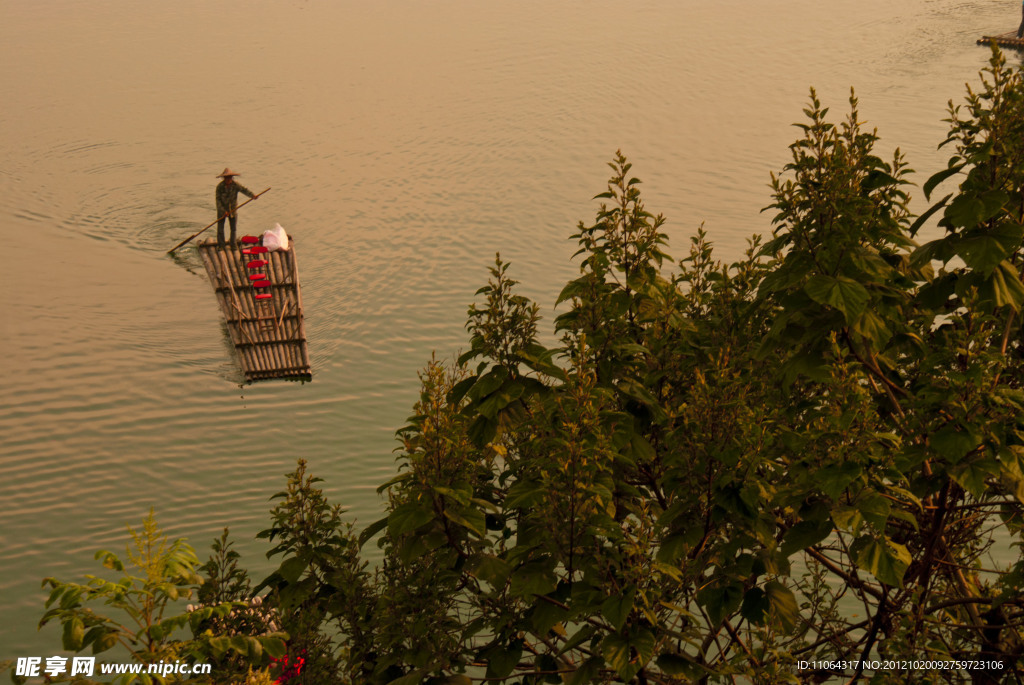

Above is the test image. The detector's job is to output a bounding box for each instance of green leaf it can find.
[951,458,1000,499]
[630,433,656,462]
[601,633,635,681]
[781,351,833,385]
[958,223,1022,274]
[922,164,966,200]
[818,461,863,499]
[780,519,833,557]
[850,309,892,349]
[656,652,705,678]
[93,630,118,654]
[483,642,522,679]
[471,554,510,588]
[566,657,603,685]
[601,587,636,632]
[467,414,498,447]
[278,556,308,584]
[509,561,557,598]
[260,636,287,658]
[765,580,799,633]
[468,367,507,401]
[447,375,477,406]
[856,491,892,531]
[229,635,251,656]
[987,260,1024,309]
[388,502,434,536]
[852,535,911,587]
[944,190,1007,229]
[861,169,900,192]
[909,193,952,237]
[442,507,486,537]
[696,582,742,625]
[506,479,546,509]
[94,550,124,572]
[558,625,597,657]
[62,616,85,651]
[556,275,589,305]
[804,275,869,319]
[931,423,981,462]
[740,587,769,625]
[358,515,389,547]
[531,599,568,635]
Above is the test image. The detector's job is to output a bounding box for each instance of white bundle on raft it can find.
[263,223,289,251]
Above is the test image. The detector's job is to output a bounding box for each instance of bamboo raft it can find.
[977,31,1024,49]
[197,236,312,383]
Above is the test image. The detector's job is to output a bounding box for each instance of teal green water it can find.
[0,0,1017,657]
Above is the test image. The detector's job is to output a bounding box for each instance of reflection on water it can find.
[0,0,1019,655]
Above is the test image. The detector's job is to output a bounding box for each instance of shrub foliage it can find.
[25,47,1024,685]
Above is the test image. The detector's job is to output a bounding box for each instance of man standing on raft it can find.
[215,168,256,247]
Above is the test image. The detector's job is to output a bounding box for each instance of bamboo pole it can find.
[289,244,312,372]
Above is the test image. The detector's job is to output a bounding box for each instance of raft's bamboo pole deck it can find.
[198,238,312,383]
[978,31,1024,49]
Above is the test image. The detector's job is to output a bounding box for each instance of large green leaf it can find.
[656,652,706,678]
[944,190,1008,229]
[804,275,869,319]
[483,642,523,679]
[930,423,981,462]
[601,586,636,632]
[951,458,1000,499]
[987,260,1024,309]
[852,535,911,587]
[601,633,632,677]
[909,193,953,237]
[509,561,557,598]
[278,556,308,584]
[856,491,892,531]
[780,519,833,557]
[922,163,966,200]
[696,582,742,625]
[765,581,799,633]
[600,629,655,682]
[442,507,486,538]
[817,461,863,499]
[471,554,510,588]
[958,222,1023,274]
[388,501,434,536]
[566,657,603,685]
[62,616,85,651]
[740,587,769,625]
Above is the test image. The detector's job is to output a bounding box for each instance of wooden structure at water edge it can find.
[198,236,312,383]
[977,31,1024,50]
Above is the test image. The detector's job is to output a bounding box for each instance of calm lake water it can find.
[0,0,1018,657]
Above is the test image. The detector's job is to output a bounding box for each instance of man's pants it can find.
[217,215,239,246]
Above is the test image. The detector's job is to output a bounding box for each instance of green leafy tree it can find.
[238,61,1024,679]
[33,511,284,685]
[254,459,370,684]
[24,45,1024,685]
